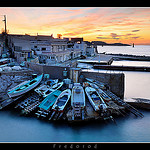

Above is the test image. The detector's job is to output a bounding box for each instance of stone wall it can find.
[80,71,124,99]
[26,62,70,80]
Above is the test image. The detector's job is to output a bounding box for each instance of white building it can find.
[86,45,96,56]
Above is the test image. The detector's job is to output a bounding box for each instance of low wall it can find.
[26,62,70,80]
[80,71,124,99]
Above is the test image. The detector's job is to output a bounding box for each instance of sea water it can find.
[0,45,150,142]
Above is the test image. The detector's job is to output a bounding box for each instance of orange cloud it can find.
[0,7,150,45]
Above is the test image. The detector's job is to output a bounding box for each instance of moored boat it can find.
[38,90,62,111]
[98,88,111,102]
[71,83,86,108]
[8,74,43,98]
[52,89,71,112]
[71,83,86,121]
[85,86,107,112]
[35,81,63,98]
[84,82,111,102]
[85,78,106,90]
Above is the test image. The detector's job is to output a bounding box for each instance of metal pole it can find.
[2,15,7,34]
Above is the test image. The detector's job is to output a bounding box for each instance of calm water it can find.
[98,45,150,56]
[1,46,150,142]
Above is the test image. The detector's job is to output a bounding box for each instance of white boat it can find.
[84,82,111,102]
[8,74,43,98]
[45,79,58,86]
[71,83,86,108]
[43,82,64,98]
[52,89,71,112]
[35,81,63,98]
[71,83,86,120]
[85,86,107,112]
[97,88,111,102]
[85,78,106,90]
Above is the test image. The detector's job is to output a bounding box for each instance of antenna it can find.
[2,15,7,34]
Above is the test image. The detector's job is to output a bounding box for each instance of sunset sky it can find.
[0,7,150,45]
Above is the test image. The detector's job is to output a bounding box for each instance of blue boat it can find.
[39,90,62,110]
[8,74,43,98]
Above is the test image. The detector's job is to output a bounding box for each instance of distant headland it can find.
[87,41,130,46]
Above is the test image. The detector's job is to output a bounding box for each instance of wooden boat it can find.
[43,82,63,98]
[45,79,58,86]
[34,79,58,95]
[8,74,43,98]
[97,88,111,102]
[85,78,106,90]
[0,58,10,66]
[38,90,62,111]
[34,84,54,96]
[85,86,107,112]
[35,81,63,98]
[52,89,71,112]
[84,82,111,102]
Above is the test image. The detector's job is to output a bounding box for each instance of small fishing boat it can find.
[8,74,43,98]
[43,82,64,98]
[52,89,71,112]
[71,83,86,120]
[85,78,106,90]
[45,79,58,86]
[71,83,86,108]
[35,81,63,98]
[85,86,107,112]
[38,90,62,111]
[98,88,111,102]
[84,82,111,102]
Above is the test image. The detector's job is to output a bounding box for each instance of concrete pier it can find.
[94,65,150,72]
[78,54,113,65]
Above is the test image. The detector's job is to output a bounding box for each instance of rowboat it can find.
[35,81,63,98]
[38,90,62,111]
[8,74,43,98]
[52,89,71,112]
[85,78,106,90]
[84,82,111,102]
[45,79,58,86]
[85,86,107,112]
[43,82,63,98]
[98,88,111,102]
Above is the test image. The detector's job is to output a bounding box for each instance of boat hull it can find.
[71,84,85,108]
[8,74,43,98]
[85,86,107,112]
[52,89,71,112]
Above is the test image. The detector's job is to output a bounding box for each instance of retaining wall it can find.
[26,62,70,80]
[80,71,124,99]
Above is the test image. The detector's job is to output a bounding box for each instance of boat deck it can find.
[39,90,61,110]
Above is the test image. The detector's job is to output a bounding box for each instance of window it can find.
[42,47,46,51]
[76,45,79,49]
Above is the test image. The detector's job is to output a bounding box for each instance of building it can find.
[8,37,32,63]
[86,46,96,57]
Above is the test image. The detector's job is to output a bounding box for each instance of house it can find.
[86,45,96,57]
[8,37,32,63]
[32,38,69,64]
